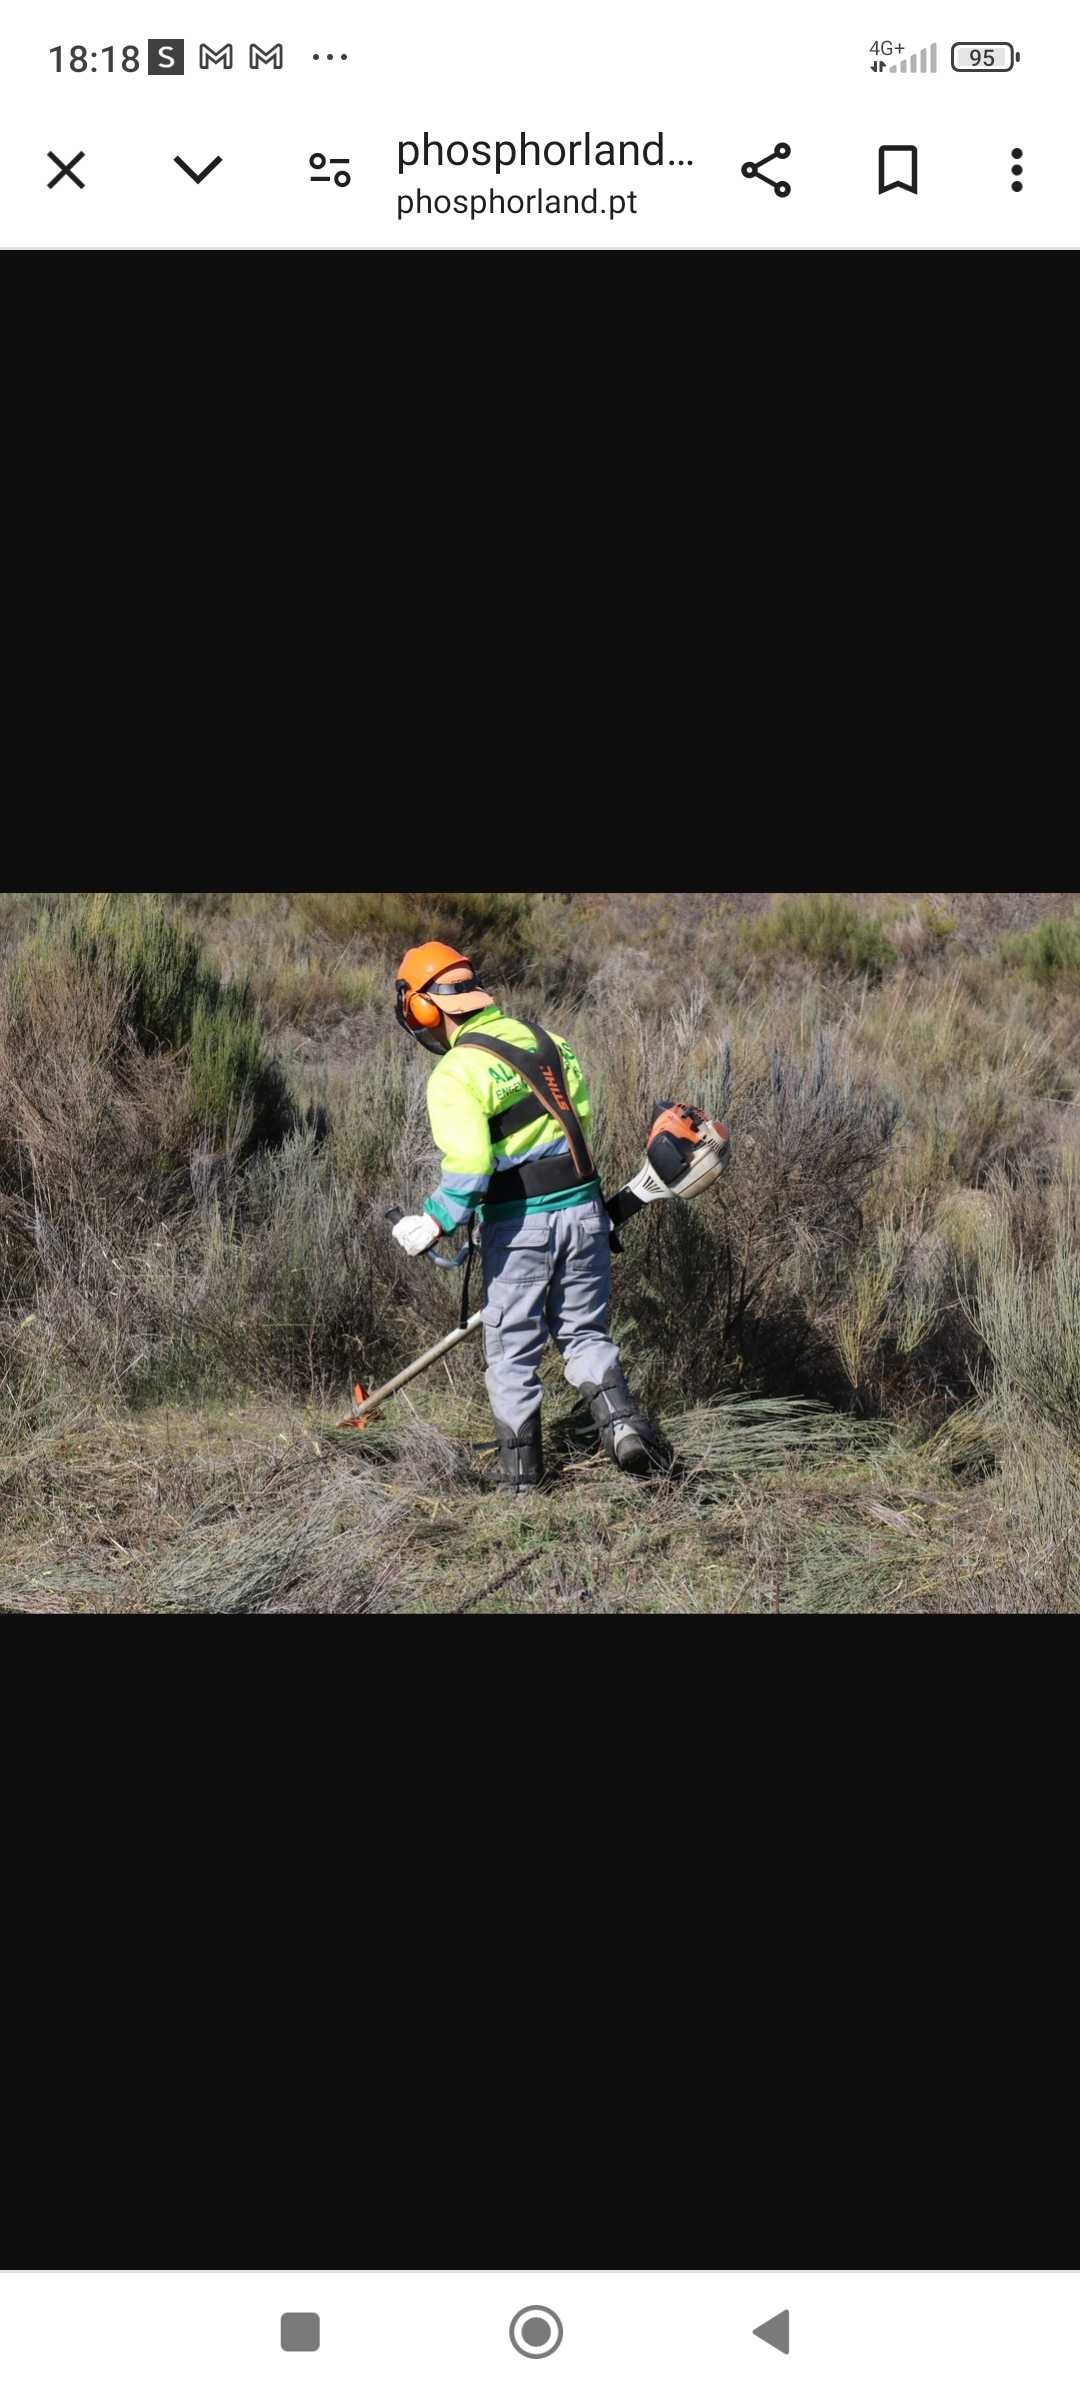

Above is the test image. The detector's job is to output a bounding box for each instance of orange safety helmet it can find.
[395,942,495,1051]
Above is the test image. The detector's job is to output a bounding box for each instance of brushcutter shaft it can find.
[355,1311,486,1414]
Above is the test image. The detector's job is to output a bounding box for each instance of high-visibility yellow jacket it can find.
[421,1004,601,1230]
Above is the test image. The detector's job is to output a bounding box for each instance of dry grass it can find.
[0,1378,1072,1614]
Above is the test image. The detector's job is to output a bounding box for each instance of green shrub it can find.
[885,897,956,961]
[72,892,219,1049]
[188,994,289,1140]
[966,1227,1080,1438]
[261,959,380,1025]
[0,895,47,961]
[748,894,897,980]
[290,891,537,980]
[1001,911,1080,986]
[64,893,294,1149]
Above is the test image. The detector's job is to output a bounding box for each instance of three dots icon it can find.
[1010,146,1023,190]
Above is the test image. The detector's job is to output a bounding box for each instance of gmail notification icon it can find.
[879,143,918,192]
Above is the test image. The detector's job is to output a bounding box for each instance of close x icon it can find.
[47,148,85,185]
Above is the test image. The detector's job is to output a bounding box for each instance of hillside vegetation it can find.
[2,889,1079,1611]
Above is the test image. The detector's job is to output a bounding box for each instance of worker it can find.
[391,941,666,1494]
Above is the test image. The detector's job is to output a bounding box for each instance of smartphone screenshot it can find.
[0,0,1071,245]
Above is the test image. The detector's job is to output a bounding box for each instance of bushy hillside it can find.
[3,890,1079,1611]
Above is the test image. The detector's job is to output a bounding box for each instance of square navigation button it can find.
[281,2316,320,2353]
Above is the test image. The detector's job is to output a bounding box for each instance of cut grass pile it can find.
[1,1382,1066,1616]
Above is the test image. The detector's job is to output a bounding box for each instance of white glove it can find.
[392,1213,442,1257]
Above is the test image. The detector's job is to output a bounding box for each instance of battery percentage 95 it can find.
[950,41,1019,66]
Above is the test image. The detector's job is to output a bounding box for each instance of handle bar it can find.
[384,1206,470,1270]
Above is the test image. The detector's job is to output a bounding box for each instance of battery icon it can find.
[951,40,1018,66]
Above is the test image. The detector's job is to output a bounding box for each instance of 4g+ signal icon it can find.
[869,40,938,68]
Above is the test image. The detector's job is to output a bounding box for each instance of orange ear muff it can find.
[409,990,443,1029]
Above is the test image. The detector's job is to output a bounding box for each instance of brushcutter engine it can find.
[607,1101,730,1234]
[645,1102,730,1195]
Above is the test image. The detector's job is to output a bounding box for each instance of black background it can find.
[3,1647,1070,2269]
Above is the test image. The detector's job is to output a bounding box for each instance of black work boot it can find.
[578,1367,669,1474]
[492,1410,544,1495]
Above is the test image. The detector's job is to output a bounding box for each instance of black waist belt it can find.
[487,1157,599,1206]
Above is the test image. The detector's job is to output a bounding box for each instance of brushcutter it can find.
[337,1101,729,1429]
[605,1102,730,1239]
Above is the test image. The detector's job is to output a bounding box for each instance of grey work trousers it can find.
[479,1197,622,1438]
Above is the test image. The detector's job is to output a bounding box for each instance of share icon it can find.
[741,141,792,195]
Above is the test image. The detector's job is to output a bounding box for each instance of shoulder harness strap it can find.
[455,1020,596,1185]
